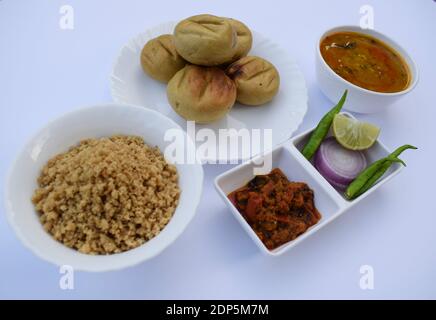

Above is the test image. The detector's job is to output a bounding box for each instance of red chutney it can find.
[228,168,321,250]
[320,31,410,93]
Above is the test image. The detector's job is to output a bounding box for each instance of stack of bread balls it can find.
[140,14,280,124]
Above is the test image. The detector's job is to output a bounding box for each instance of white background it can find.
[1,0,435,299]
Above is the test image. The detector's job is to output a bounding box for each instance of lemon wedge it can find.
[332,114,380,150]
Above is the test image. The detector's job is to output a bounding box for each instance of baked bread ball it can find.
[167,65,236,123]
[228,18,253,62]
[140,34,186,83]
[174,14,237,66]
[226,56,280,105]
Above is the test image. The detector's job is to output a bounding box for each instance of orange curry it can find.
[320,31,410,93]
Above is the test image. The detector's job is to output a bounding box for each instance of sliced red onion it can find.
[314,137,367,190]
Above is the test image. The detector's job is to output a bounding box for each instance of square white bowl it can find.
[214,113,403,256]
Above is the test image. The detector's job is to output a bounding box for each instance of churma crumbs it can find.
[31,135,180,255]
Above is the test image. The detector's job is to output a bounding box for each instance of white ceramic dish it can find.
[215,113,403,256]
[110,22,308,162]
[5,104,204,272]
[316,25,418,114]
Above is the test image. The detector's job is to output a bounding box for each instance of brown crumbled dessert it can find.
[31,135,180,255]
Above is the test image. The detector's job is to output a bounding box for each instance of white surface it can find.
[215,113,403,256]
[0,0,435,299]
[316,26,419,114]
[110,22,308,161]
[5,104,203,272]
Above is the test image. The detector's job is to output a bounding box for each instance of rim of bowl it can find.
[4,103,204,272]
[317,25,419,97]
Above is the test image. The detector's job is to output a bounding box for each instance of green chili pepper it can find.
[345,144,417,200]
[352,145,417,198]
[345,158,400,199]
[388,144,418,159]
[302,90,348,160]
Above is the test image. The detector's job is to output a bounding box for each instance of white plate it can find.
[110,22,308,162]
[5,104,204,272]
[215,112,403,255]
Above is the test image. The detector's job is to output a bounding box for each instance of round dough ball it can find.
[174,14,237,66]
[226,56,280,106]
[167,65,236,123]
[140,34,186,83]
[227,18,252,62]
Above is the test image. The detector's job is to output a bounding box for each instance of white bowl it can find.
[5,104,203,272]
[215,113,403,255]
[316,26,418,114]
